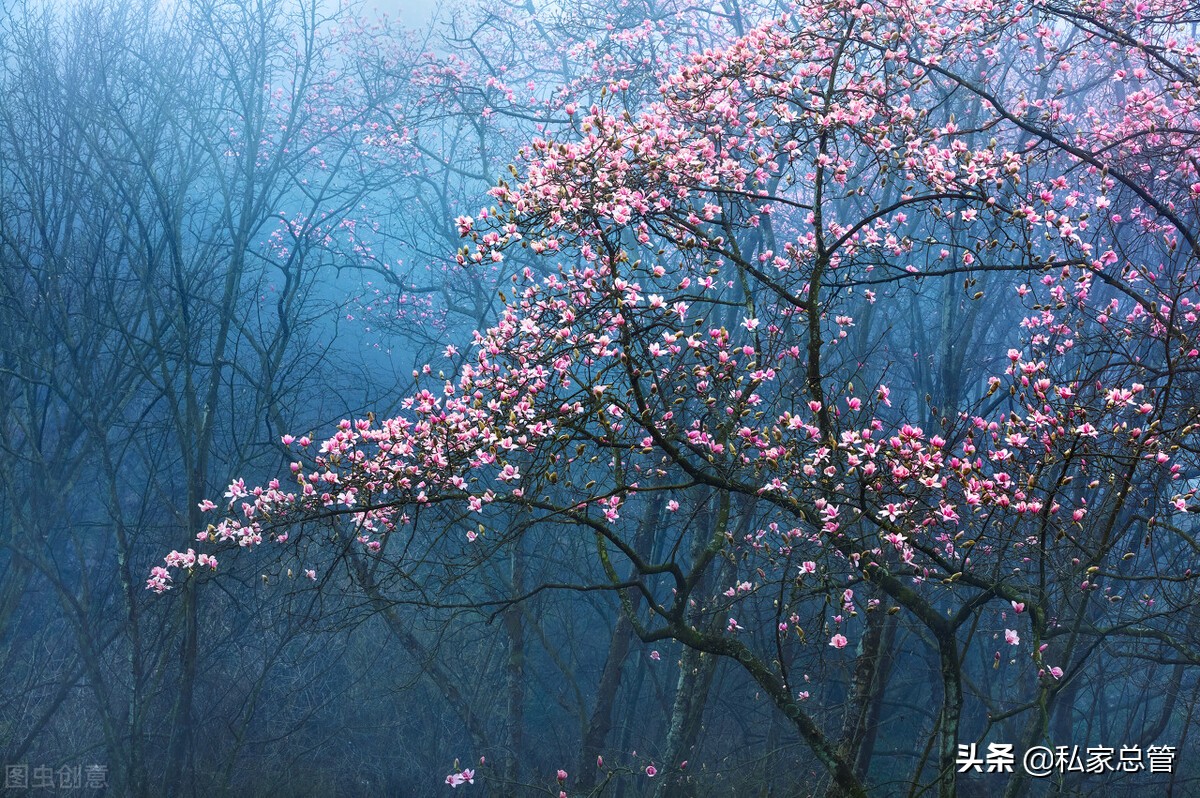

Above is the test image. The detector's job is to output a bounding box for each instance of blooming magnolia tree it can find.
[152,0,1200,794]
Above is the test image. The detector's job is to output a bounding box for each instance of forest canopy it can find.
[4,0,1200,795]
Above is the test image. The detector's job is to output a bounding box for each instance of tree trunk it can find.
[502,543,526,786]
[653,644,719,798]
[576,497,661,791]
[165,579,198,798]
[825,609,896,797]
[936,633,963,798]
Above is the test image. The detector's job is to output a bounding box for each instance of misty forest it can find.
[5,0,1200,795]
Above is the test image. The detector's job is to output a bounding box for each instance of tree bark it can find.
[576,497,661,791]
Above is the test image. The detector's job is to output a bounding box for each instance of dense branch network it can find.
[147,0,1200,793]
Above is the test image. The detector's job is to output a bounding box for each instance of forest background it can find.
[3,0,1200,795]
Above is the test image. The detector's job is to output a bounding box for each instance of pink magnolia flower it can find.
[829,634,848,649]
[1005,629,1020,645]
[146,567,172,593]
[445,768,475,788]
[645,765,658,778]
